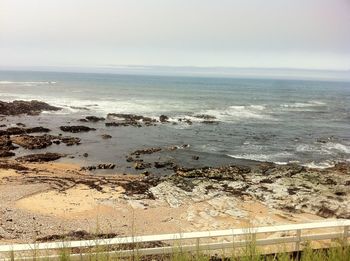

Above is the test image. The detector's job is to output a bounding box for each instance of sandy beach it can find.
[1,158,346,244]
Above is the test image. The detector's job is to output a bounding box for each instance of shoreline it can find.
[0,100,349,243]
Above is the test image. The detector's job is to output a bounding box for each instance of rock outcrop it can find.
[79,116,105,122]
[16,153,64,162]
[60,126,96,133]
[149,162,350,219]
[0,100,60,116]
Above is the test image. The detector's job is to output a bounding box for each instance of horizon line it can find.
[1,64,350,73]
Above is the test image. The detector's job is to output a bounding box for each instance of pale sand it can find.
[15,184,126,218]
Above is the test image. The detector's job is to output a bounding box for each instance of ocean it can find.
[0,70,349,172]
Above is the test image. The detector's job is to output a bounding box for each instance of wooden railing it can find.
[0,220,349,260]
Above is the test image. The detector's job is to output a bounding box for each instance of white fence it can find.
[0,220,349,260]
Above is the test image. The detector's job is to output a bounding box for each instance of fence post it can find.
[295,229,301,252]
[196,238,200,257]
[343,226,349,241]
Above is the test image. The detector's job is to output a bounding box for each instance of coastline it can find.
[0,99,349,243]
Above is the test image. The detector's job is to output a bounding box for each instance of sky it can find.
[1,0,350,72]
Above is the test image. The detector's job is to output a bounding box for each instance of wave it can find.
[202,104,272,122]
[227,152,293,162]
[296,142,350,155]
[0,81,57,86]
[281,100,326,109]
[228,153,338,169]
[302,161,335,169]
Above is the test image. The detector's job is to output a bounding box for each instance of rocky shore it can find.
[0,157,349,242]
[0,100,349,243]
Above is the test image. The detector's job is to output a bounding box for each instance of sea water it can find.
[0,70,349,171]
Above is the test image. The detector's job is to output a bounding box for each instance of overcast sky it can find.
[1,0,350,71]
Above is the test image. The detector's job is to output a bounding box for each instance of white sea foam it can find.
[281,100,326,109]
[0,81,56,86]
[202,104,272,122]
[302,161,335,169]
[323,142,350,154]
[227,152,293,162]
[296,142,350,155]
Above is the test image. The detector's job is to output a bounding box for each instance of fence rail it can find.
[0,220,349,259]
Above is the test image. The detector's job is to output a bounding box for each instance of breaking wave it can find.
[0,81,57,86]
[302,161,335,169]
[202,105,272,122]
[227,151,293,163]
[296,142,350,155]
[280,100,326,109]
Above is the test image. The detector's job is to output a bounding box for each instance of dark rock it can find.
[131,147,162,156]
[85,116,105,122]
[222,183,249,197]
[11,135,53,149]
[16,123,26,127]
[16,152,64,162]
[159,115,169,122]
[0,126,51,136]
[278,163,305,177]
[323,178,337,185]
[0,161,28,171]
[105,122,141,127]
[178,118,193,125]
[0,150,15,157]
[154,161,174,169]
[330,162,350,175]
[105,113,156,127]
[194,114,216,120]
[81,163,116,171]
[101,134,112,139]
[142,171,151,176]
[192,156,199,160]
[60,137,81,146]
[36,230,120,242]
[10,134,79,149]
[0,100,60,116]
[287,187,300,195]
[60,126,96,133]
[257,162,276,174]
[82,166,96,171]
[202,120,218,124]
[126,156,136,162]
[83,153,88,157]
[97,163,115,169]
[260,178,274,184]
[53,140,60,145]
[25,127,51,133]
[185,119,192,125]
[316,136,337,143]
[317,205,336,218]
[107,113,155,123]
[3,127,26,135]
[134,162,151,170]
[176,165,251,180]
[0,135,17,151]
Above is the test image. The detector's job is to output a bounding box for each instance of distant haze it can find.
[1,0,350,72]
